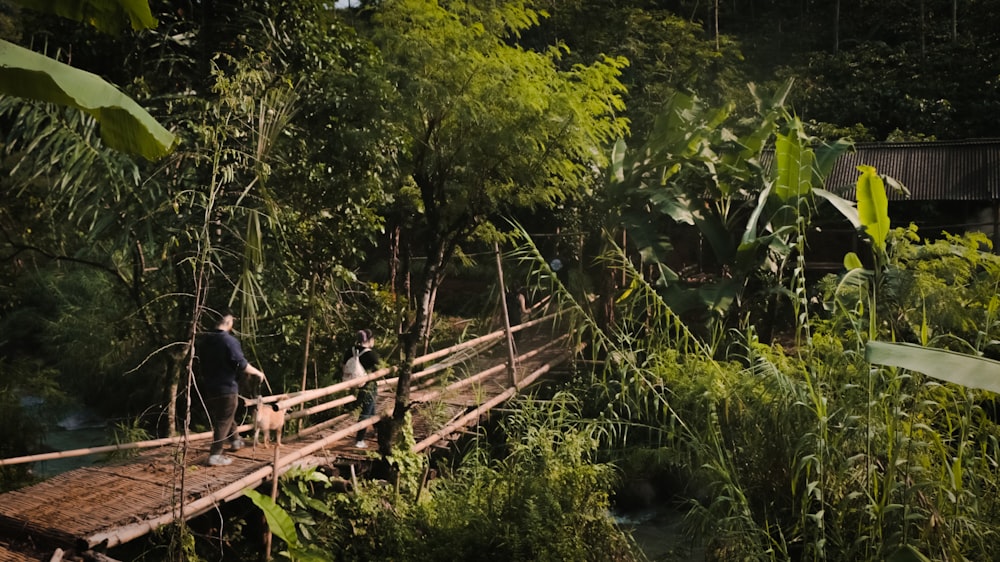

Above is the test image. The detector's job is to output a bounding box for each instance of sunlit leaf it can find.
[244,489,301,549]
[855,165,890,251]
[866,341,1000,394]
[0,40,177,160]
[843,252,863,271]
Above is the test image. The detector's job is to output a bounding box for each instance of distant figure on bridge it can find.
[197,308,265,467]
[342,328,380,449]
[506,285,530,326]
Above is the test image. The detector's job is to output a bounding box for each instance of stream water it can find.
[31,405,110,478]
[615,506,707,561]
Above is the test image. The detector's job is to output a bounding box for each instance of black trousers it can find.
[206,393,238,456]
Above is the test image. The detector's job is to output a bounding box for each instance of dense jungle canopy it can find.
[5,0,1000,560]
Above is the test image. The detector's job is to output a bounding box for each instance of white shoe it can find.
[208,454,232,466]
[355,440,368,449]
[229,438,245,451]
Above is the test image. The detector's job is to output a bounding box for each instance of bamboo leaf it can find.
[866,341,1000,394]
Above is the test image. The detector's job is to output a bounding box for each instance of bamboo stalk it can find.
[0,429,226,466]
[495,242,518,386]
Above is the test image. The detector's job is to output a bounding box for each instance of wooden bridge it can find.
[0,314,577,561]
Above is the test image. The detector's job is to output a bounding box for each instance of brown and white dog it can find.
[253,398,287,447]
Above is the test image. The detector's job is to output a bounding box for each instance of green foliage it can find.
[559,214,1000,560]
[384,412,428,501]
[107,416,152,461]
[367,0,630,357]
[821,228,1000,352]
[525,2,748,139]
[9,0,158,35]
[606,85,855,342]
[255,404,634,561]
[0,358,65,491]
[400,396,635,561]
[245,488,328,562]
[0,0,176,159]
[0,265,154,415]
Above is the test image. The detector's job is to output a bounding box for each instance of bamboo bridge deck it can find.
[0,317,576,561]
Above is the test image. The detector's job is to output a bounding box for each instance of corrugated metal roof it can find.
[822,138,1000,201]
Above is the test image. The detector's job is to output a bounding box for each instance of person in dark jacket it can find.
[342,328,380,448]
[197,308,265,466]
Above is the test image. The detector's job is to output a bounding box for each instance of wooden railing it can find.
[0,312,565,468]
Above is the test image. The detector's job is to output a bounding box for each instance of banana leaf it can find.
[0,39,177,160]
[813,187,861,229]
[855,165,890,251]
[773,124,814,203]
[10,0,157,35]
[866,341,1000,394]
[244,488,327,562]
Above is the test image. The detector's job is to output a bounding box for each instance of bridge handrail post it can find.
[495,242,518,387]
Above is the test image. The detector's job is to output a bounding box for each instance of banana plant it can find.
[607,79,855,335]
[0,0,176,160]
[833,165,894,341]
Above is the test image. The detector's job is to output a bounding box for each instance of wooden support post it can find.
[264,438,281,561]
[495,243,518,387]
[298,273,317,433]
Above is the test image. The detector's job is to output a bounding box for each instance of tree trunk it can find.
[389,225,400,297]
[385,240,449,454]
[714,0,720,51]
[921,0,927,60]
[952,0,958,44]
[164,357,179,437]
[833,0,840,53]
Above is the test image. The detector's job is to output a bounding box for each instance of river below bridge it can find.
[615,505,707,561]
[30,403,109,478]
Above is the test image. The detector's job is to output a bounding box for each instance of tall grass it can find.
[546,229,1000,561]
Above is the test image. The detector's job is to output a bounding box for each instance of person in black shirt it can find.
[197,308,265,466]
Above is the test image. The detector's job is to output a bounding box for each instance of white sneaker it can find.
[229,438,245,451]
[355,440,368,449]
[208,454,232,466]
